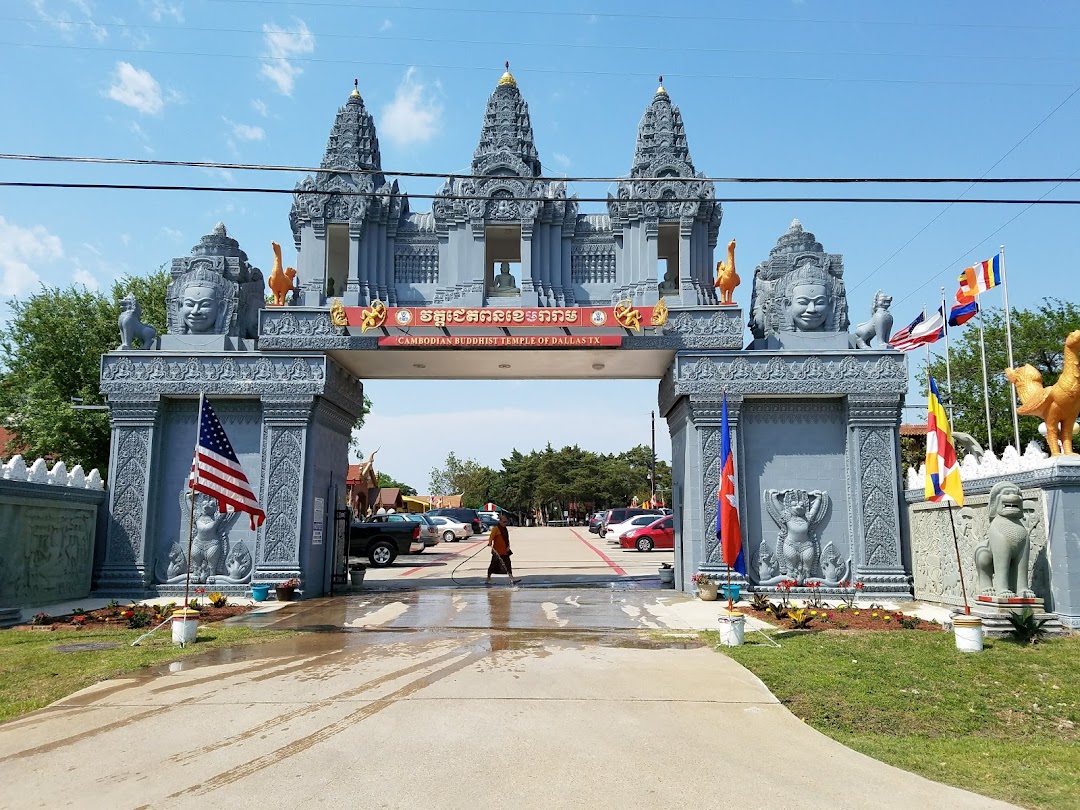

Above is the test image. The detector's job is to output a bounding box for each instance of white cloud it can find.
[30,0,108,42]
[379,19,392,32]
[0,217,63,298]
[161,226,184,240]
[551,152,571,170]
[251,98,270,117]
[72,267,99,290]
[224,117,265,142]
[107,62,166,115]
[380,67,443,147]
[260,19,315,96]
[120,233,131,246]
[141,0,184,22]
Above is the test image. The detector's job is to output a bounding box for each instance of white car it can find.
[602,513,666,540]
[428,515,474,543]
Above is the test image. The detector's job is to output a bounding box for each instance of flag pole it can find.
[999,245,1021,452]
[941,287,955,427]
[182,393,205,612]
[975,292,995,456]
[946,502,971,615]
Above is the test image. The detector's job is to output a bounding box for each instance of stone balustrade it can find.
[1,455,104,490]
[905,442,1052,491]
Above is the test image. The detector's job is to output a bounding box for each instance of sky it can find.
[3,1,1080,491]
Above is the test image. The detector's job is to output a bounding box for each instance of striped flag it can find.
[718,393,745,574]
[189,395,265,530]
[925,376,964,506]
[958,254,1002,299]
[948,297,979,327]
[889,306,945,352]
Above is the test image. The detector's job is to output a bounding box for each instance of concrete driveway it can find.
[0,589,1014,809]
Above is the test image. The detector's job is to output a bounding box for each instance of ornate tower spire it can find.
[630,78,693,177]
[471,63,541,177]
[320,79,384,184]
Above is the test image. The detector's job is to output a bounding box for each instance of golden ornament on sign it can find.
[359,300,388,333]
[1006,329,1080,456]
[329,298,348,327]
[613,299,643,332]
[651,298,669,327]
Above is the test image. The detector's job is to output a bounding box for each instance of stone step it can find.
[0,608,23,629]
[950,610,1066,638]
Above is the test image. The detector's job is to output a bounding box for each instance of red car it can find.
[619,515,675,552]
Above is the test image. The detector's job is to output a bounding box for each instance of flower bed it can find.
[738,601,942,632]
[21,599,255,632]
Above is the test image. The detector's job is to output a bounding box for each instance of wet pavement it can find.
[0,589,1015,810]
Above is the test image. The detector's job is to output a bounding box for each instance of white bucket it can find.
[350,569,366,588]
[953,615,983,652]
[171,611,199,645]
[718,613,746,646]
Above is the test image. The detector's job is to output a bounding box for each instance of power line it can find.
[5,180,1080,205]
[10,15,1076,64]
[3,40,1070,89]
[5,152,1080,187]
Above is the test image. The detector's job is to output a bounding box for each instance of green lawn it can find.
[709,629,1079,810]
[0,625,296,723]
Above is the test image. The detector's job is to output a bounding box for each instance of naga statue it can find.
[117,294,158,350]
[1005,329,1080,456]
[974,481,1035,599]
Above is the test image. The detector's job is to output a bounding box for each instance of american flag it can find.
[189,395,265,530]
[889,306,945,353]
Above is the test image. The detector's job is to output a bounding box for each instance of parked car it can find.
[402,513,441,549]
[427,507,483,535]
[428,515,474,543]
[350,517,421,567]
[478,511,501,530]
[598,508,663,538]
[601,512,666,540]
[619,515,675,552]
[587,512,605,534]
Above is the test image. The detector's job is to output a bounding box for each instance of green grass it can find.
[0,625,296,723]
[705,630,1079,810]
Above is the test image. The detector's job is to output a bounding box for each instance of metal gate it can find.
[330,508,351,592]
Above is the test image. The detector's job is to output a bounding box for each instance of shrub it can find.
[1007,608,1052,645]
[127,609,153,629]
[766,601,789,621]
[208,592,228,608]
[787,608,815,629]
[750,592,771,612]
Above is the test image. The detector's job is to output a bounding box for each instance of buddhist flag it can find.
[925,376,964,506]
[718,393,745,574]
[958,254,1002,299]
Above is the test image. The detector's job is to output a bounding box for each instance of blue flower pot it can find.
[251,584,270,602]
[720,584,742,602]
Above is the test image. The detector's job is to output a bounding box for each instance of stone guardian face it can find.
[787,282,831,332]
[179,284,223,334]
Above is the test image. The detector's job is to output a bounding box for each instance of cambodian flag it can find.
[718,393,745,574]
[948,298,979,328]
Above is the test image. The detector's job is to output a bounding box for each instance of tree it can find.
[376,471,416,497]
[927,298,1080,453]
[0,269,171,474]
[428,451,497,508]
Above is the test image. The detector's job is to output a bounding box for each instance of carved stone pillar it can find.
[256,396,312,584]
[95,396,162,594]
[847,395,910,594]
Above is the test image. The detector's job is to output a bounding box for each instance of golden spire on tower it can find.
[350,77,360,98]
[498,60,517,87]
[656,75,667,95]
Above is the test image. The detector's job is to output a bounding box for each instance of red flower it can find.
[855,582,865,591]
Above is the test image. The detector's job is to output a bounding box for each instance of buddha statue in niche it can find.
[491,261,520,295]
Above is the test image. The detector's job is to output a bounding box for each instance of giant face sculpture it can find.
[179,284,222,334]
[788,283,831,332]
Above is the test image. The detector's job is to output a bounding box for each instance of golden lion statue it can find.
[1005,329,1080,456]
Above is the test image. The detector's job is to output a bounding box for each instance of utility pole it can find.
[650,410,657,505]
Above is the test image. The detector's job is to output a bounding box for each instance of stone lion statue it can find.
[118,294,157,350]
[974,481,1035,599]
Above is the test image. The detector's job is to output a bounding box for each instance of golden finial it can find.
[350,78,360,98]
[498,60,517,87]
[656,75,667,95]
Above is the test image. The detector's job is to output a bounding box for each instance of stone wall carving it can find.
[262,426,304,563]
[107,427,148,564]
[909,489,1049,608]
[0,481,101,608]
[394,242,439,284]
[674,353,907,397]
[157,490,252,585]
[859,429,899,567]
[101,354,328,397]
[2,456,104,489]
[663,310,743,350]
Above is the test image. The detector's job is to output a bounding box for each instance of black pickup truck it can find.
[350,517,422,567]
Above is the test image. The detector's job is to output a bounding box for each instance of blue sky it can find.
[3,1,1079,490]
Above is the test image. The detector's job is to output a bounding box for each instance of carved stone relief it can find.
[107,427,149,564]
[156,490,253,585]
[262,427,303,563]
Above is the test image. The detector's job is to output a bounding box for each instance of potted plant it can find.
[251,583,270,602]
[276,577,301,602]
[349,563,366,589]
[658,562,675,586]
[691,572,718,601]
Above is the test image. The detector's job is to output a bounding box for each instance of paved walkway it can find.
[0,589,1013,809]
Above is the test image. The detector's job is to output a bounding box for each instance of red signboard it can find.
[377,334,623,348]
[345,303,664,333]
